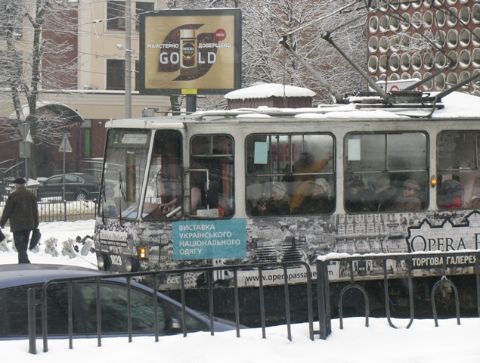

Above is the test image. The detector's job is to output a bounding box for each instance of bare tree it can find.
[245,0,370,103]
[0,0,79,176]
[169,0,368,104]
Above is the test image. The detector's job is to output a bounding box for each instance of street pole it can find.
[125,0,132,118]
[62,137,66,201]
[20,121,32,180]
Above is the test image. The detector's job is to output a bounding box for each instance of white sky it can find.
[1,220,479,362]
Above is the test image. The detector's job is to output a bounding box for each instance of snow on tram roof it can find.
[431,91,480,118]
[193,91,480,120]
[105,117,185,129]
[105,91,480,128]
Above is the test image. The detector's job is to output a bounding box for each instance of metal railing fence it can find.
[0,199,97,223]
[24,250,480,353]
[316,250,480,340]
[27,261,314,354]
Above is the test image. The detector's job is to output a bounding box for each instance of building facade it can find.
[367,0,480,95]
[0,0,170,177]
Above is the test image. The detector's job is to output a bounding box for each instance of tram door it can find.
[189,134,235,218]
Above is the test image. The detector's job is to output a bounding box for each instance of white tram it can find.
[94,91,480,290]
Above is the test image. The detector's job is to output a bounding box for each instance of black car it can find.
[37,173,99,201]
[0,264,238,338]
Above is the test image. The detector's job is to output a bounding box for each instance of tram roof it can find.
[105,91,480,129]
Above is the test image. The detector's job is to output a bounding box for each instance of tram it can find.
[93,0,480,320]
[94,90,480,298]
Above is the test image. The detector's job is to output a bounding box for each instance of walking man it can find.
[0,178,39,264]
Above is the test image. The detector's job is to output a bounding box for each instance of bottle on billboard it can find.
[180,29,197,76]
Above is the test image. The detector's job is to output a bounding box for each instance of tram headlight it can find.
[137,246,148,260]
[97,254,110,271]
[125,257,140,272]
[125,258,133,272]
[97,254,105,269]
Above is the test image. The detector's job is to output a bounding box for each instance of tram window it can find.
[143,131,183,220]
[246,133,335,216]
[189,134,234,218]
[437,131,480,210]
[344,132,428,213]
[102,129,150,220]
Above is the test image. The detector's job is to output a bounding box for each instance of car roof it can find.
[0,264,106,289]
[43,173,98,183]
[0,264,240,331]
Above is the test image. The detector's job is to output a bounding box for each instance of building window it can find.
[83,128,91,158]
[107,1,154,31]
[107,1,126,30]
[246,133,335,216]
[136,2,154,31]
[344,132,428,213]
[106,59,124,90]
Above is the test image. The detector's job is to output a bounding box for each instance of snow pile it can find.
[225,83,315,100]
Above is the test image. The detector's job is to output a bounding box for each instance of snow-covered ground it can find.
[0,220,97,268]
[1,220,479,363]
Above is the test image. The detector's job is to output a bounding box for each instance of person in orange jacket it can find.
[289,151,332,213]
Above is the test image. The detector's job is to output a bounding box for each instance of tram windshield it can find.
[143,131,183,220]
[101,129,150,220]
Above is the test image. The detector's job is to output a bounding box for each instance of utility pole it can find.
[125,0,132,118]
[58,133,72,201]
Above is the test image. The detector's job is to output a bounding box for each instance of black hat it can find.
[13,177,26,185]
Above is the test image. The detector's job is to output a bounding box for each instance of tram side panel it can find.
[94,208,480,289]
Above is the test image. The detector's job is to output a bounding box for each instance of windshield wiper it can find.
[100,179,106,223]
[118,171,125,227]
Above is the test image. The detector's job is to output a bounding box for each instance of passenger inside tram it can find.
[372,174,397,212]
[289,151,332,213]
[251,181,290,216]
[295,177,332,214]
[438,178,464,210]
[469,196,480,209]
[345,177,369,212]
[393,179,422,211]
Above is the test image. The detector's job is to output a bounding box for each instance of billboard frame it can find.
[139,8,242,95]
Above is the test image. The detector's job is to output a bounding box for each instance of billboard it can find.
[139,9,242,95]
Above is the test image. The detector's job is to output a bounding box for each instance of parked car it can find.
[0,264,238,338]
[37,173,99,201]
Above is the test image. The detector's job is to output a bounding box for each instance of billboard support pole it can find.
[125,0,132,118]
[186,94,197,114]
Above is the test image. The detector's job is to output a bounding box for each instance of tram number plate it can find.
[110,254,122,266]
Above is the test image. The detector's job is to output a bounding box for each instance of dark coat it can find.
[0,186,39,232]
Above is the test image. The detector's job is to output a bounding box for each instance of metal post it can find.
[62,140,66,201]
[125,0,132,118]
[186,95,197,113]
[27,288,37,354]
